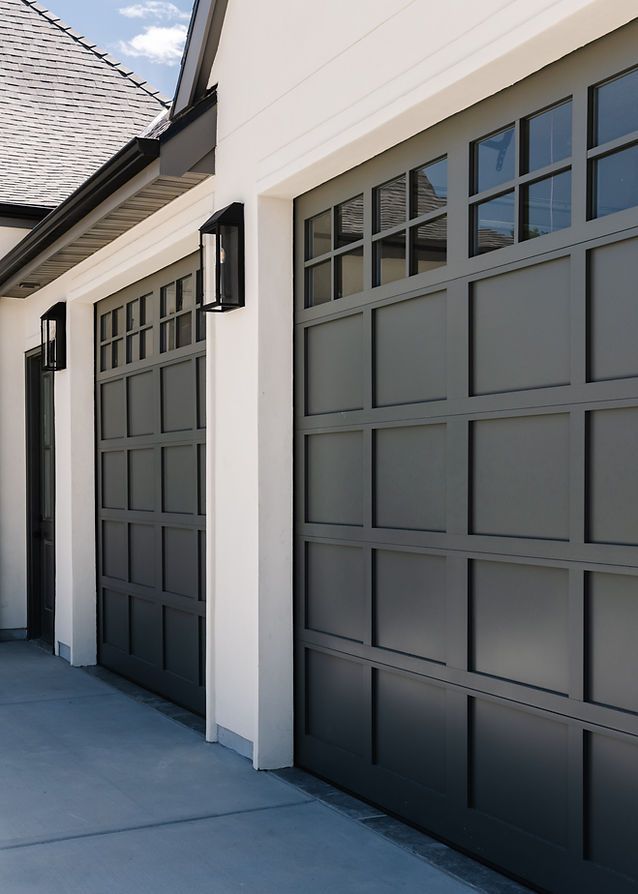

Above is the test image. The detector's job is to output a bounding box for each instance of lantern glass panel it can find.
[218,223,239,305]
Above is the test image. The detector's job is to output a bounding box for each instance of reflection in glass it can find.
[177,275,193,311]
[126,333,137,364]
[306,260,331,306]
[525,101,572,172]
[336,195,363,247]
[374,231,406,286]
[126,299,138,332]
[336,247,363,298]
[112,338,123,368]
[473,191,515,254]
[100,312,110,342]
[474,126,515,193]
[112,307,123,337]
[593,144,638,218]
[523,171,571,239]
[100,344,109,372]
[594,67,638,146]
[374,175,406,233]
[411,158,447,217]
[306,210,331,259]
[176,312,192,348]
[411,216,447,274]
[140,329,150,360]
[161,282,177,317]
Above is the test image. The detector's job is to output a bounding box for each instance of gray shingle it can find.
[0,0,170,208]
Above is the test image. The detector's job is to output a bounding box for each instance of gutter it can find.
[0,137,160,293]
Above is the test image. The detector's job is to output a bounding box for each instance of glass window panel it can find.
[100,312,110,342]
[306,260,331,306]
[374,175,406,233]
[523,170,571,240]
[112,339,123,369]
[100,344,110,372]
[140,328,149,360]
[126,334,137,364]
[196,309,205,342]
[160,282,177,317]
[374,231,406,287]
[593,144,638,218]
[525,101,572,173]
[177,275,194,311]
[306,210,332,259]
[160,320,175,353]
[335,195,363,247]
[176,312,192,348]
[411,158,447,217]
[473,191,515,255]
[126,299,138,332]
[594,67,638,146]
[411,216,447,274]
[335,247,363,299]
[112,307,123,337]
[474,126,515,194]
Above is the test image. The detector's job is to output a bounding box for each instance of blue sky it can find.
[46,1,194,98]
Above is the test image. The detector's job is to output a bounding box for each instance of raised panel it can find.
[102,589,128,652]
[306,649,366,756]
[587,732,638,881]
[102,521,127,581]
[472,414,569,540]
[130,596,160,665]
[471,561,569,693]
[102,451,126,510]
[197,355,206,428]
[305,542,365,642]
[471,259,571,395]
[470,698,568,845]
[163,445,196,514]
[374,670,446,791]
[305,431,363,526]
[587,571,638,713]
[128,449,155,512]
[163,526,197,598]
[305,315,363,415]
[164,607,199,682]
[374,550,445,662]
[374,424,446,531]
[127,371,155,437]
[588,407,638,546]
[162,360,194,432]
[373,292,446,407]
[129,524,155,588]
[100,379,125,440]
[589,237,638,382]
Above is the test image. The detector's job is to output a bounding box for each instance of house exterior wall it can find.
[0,0,635,768]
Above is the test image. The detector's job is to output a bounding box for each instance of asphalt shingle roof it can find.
[0,0,170,209]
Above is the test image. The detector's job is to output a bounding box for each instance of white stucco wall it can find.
[0,0,635,766]
[0,225,32,258]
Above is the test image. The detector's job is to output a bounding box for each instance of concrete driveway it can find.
[0,642,520,893]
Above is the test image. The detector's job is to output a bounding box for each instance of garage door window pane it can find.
[411,158,447,217]
[306,210,332,259]
[473,126,515,194]
[374,175,406,233]
[336,248,363,299]
[523,170,571,240]
[336,195,363,247]
[524,101,572,173]
[306,260,332,306]
[594,67,638,147]
[374,231,406,286]
[411,216,447,273]
[473,191,515,254]
[593,145,638,218]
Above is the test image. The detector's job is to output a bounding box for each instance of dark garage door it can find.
[96,253,206,714]
[294,24,638,894]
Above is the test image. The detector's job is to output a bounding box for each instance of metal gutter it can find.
[0,203,53,223]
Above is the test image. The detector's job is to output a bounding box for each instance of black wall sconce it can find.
[40,302,67,371]
[198,202,245,312]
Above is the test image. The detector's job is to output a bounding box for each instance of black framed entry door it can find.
[294,22,638,894]
[26,349,55,647]
[96,253,207,714]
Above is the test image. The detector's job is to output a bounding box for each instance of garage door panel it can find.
[305,314,364,415]
[305,649,367,756]
[305,541,366,642]
[588,237,638,383]
[587,407,638,546]
[305,431,364,525]
[96,253,205,715]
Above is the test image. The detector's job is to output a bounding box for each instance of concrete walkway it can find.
[0,643,494,894]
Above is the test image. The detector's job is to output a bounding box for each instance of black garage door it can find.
[96,253,206,714]
[294,23,638,894]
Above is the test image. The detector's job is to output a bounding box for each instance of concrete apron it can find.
[0,642,521,894]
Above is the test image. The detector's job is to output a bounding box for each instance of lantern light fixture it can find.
[198,202,245,312]
[40,301,67,371]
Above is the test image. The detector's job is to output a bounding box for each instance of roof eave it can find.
[172,0,228,118]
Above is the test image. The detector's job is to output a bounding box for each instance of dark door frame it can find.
[25,347,56,647]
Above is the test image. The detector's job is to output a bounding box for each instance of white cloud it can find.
[119,2,190,21]
[118,24,188,65]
